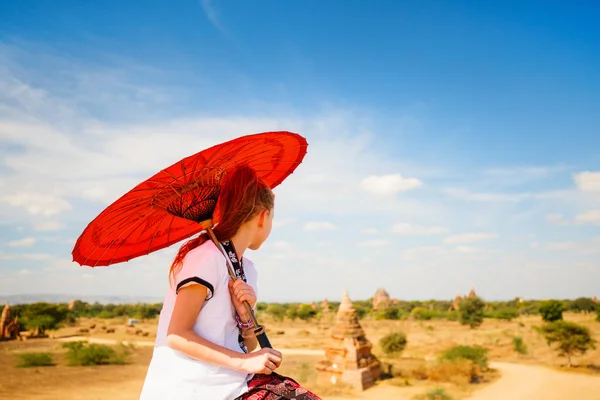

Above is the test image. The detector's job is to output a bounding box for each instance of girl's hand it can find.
[240,348,282,375]
[228,279,256,321]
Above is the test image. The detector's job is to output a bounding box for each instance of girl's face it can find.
[249,208,274,250]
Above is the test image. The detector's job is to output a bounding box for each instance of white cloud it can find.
[390,223,448,235]
[454,246,481,253]
[21,253,54,261]
[8,237,36,247]
[303,221,337,231]
[574,171,600,192]
[546,237,600,255]
[33,221,64,231]
[18,269,32,276]
[2,42,600,301]
[443,188,528,202]
[444,233,498,244]
[267,240,292,250]
[1,192,72,216]
[546,211,600,226]
[358,240,390,247]
[546,213,570,226]
[273,218,295,229]
[574,210,600,225]
[200,0,226,32]
[360,173,422,196]
[361,228,379,235]
[481,165,568,186]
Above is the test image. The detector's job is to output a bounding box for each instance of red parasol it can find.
[72,131,307,266]
[71,131,308,348]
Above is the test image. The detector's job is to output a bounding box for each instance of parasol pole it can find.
[200,220,272,349]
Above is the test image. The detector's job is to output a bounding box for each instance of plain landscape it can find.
[2,291,600,400]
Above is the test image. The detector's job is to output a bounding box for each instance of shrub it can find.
[595,308,600,323]
[458,297,485,329]
[375,307,402,320]
[17,352,55,368]
[297,304,317,320]
[411,307,436,321]
[494,308,519,321]
[440,345,488,370]
[62,341,130,366]
[414,386,453,400]
[380,332,408,357]
[539,300,564,322]
[512,336,528,355]
[445,310,459,321]
[426,359,481,385]
[285,304,299,321]
[266,304,286,322]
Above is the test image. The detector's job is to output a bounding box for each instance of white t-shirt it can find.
[139,239,258,400]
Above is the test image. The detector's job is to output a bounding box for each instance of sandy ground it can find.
[54,337,600,399]
[466,362,600,400]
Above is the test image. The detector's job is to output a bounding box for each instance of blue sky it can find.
[1,1,599,302]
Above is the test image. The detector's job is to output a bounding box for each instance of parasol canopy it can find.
[72,131,308,267]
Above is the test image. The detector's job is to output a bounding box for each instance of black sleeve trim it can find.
[176,277,214,300]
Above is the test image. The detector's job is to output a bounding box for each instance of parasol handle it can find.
[203,225,272,349]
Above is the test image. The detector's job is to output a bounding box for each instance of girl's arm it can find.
[166,284,281,373]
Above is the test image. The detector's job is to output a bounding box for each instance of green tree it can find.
[135,303,161,320]
[536,321,596,367]
[458,297,485,329]
[539,300,564,322]
[568,297,597,314]
[286,304,299,321]
[411,307,435,321]
[297,304,317,320]
[266,304,286,322]
[375,307,401,320]
[494,308,519,321]
[18,302,72,335]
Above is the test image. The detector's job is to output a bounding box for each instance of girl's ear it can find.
[257,209,268,227]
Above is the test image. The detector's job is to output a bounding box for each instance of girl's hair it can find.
[169,164,274,282]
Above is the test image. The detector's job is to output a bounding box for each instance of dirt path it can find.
[466,362,600,400]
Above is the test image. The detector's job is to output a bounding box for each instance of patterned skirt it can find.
[234,372,322,400]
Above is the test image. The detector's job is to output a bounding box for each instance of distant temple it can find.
[316,289,380,391]
[449,287,478,311]
[1,303,21,341]
[372,288,391,310]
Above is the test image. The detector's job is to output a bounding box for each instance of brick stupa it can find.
[316,289,380,391]
[1,303,20,340]
[372,288,391,310]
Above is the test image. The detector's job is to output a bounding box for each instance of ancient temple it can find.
[592,296,599,304]
[372,288,391,310]
[320,298,330,313]
[1,303,21,341]
[449,287,478,311]
[468,287,477,298]
[316,289,380,391]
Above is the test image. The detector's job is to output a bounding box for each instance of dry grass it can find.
[1,311,598,399]
[260,312,600,372]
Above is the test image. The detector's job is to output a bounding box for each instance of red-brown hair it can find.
[169,164,274,282]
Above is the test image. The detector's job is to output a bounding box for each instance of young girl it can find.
[140,165,320,400]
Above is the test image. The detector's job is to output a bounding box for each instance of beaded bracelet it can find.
[235,314,255,329]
